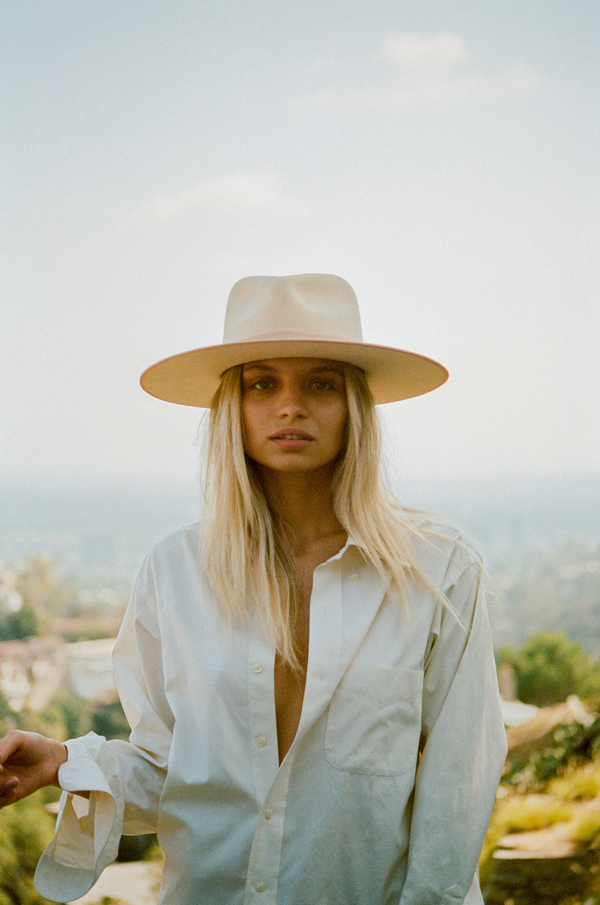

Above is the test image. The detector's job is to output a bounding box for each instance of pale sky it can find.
[2,0,599,484]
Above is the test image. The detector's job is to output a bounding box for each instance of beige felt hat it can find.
[140,273,448,407]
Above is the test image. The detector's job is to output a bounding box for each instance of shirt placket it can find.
[243,759,292,904]
[243,557,344,904]
[245,618,284,904]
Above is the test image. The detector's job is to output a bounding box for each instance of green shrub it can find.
[499,632,600,707]
[42,688,90,740]
[568,800,600,846]
[548,760,600,801]
[504,717,600,789]
[0,606,38,641]
[0,792,56,904]
[494,794,574,834]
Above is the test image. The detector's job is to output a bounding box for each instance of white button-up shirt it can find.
[35,518,507,905]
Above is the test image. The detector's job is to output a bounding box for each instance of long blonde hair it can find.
[201,362,441,667]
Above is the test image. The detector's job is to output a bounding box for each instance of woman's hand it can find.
[0,730,68,808]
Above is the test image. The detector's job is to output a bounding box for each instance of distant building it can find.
[64,638,116,701]
[0,637,66,712]
[0,636,117,712]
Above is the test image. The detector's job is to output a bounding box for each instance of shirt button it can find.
[264,808,274,819]
[350,573,359,581]
[255,882,266,892]
[252,663,263,674]
[256,736,267,747]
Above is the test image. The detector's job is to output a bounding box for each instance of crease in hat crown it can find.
[223,274,363,344]
[139,271,449,408]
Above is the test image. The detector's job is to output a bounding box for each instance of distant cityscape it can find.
[0,472,598,656]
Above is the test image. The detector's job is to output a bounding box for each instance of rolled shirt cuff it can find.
[34,734,124,903]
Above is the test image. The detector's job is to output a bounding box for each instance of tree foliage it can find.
[0,606,39,641]
[500,631,600,707]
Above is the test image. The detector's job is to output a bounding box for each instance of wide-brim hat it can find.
[140,273,448,407]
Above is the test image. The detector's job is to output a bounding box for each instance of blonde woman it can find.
[0,275,507,904]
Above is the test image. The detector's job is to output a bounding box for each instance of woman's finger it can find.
[0,732,24,765]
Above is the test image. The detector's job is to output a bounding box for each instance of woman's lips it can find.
[270,430,314,449]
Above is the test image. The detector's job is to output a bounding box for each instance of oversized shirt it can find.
[35,518,507,905]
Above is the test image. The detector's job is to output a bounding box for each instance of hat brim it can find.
[140,339,448,407]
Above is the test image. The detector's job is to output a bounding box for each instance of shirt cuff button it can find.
[255,882,266,892]
[256,736,267,747]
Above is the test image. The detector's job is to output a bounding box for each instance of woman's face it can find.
[241,358,348,479]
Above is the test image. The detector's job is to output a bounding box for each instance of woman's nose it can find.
[276,382,308,416]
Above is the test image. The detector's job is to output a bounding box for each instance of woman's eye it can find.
[311,380,334,391]
[252,379,272,390]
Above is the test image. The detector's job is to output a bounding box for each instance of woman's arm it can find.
[399,555,507,905]
[34,551,174,901]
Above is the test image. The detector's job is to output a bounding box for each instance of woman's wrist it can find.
[51,741,69,788]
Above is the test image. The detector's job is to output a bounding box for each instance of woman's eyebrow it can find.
[307,366,345,377]
[242,363,344,376]
[242,364,277,374]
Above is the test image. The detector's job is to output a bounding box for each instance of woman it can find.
[0,274,507,904]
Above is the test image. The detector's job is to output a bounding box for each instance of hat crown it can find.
[140,272,449,408]
[223,274,364,344]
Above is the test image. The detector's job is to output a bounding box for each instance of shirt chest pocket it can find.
[324,665,423,776]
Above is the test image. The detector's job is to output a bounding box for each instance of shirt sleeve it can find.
[35,553,174,902]
[398,552,508,905]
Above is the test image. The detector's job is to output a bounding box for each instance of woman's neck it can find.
[257,467,345,554]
